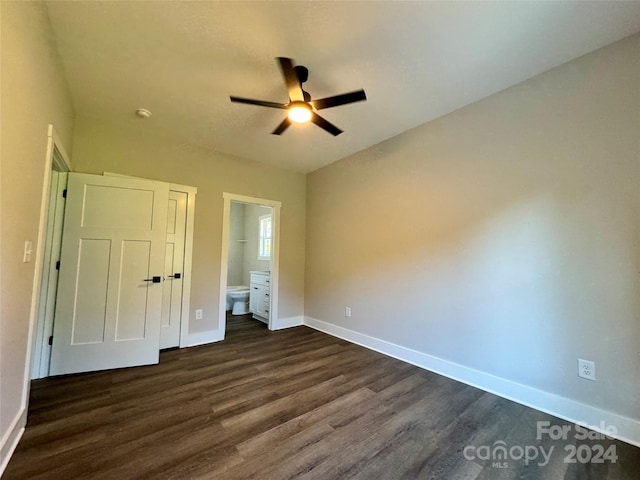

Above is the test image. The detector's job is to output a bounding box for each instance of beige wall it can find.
[242,203,271,285]
[70,116,306,334]
[227,202,246,286]
[0,0,75,458]
[306,35,640,421]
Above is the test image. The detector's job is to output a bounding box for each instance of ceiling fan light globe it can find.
[288,105,312,123]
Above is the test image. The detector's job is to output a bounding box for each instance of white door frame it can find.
[28,124,72,380]
[31,171,67,379]
[219,193,281,333]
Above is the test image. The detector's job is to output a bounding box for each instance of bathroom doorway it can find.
[218,193,281,335]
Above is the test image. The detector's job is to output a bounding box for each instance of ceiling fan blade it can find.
[230,96,287,109]
[277,57,304,102]
[311,89,367,110]
[310,112,343,136]
[271,117,292,135]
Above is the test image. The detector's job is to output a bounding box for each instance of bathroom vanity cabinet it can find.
[249,271,270,323]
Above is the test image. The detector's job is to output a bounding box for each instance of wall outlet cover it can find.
[578,359,596,381]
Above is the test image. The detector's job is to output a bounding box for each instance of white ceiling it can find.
[45,1,640,174]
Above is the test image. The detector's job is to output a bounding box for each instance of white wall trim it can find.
[269,204,281,332]
[25,127,57,385]
[303,316,640,448]
[222,192,282,209]
[272,315,304,330]
[185,315,303,348]
[49,125,72,172]
[218,197,231,337]
[31,129,74,380]
[24,126,73,396]
[187,329,224,347]
[31,172,68,379]
[0,405,27,476]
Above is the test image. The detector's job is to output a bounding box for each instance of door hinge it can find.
[55,260,60,270]
[48,336,53,346]
[62,189,67,198]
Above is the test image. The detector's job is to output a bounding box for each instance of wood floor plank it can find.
[223,422,338,480]
[4,314,638,479]
[236,387,376,458]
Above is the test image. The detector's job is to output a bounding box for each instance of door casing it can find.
[29,125,72,381]
[219,193,281,334]
[31,171,67,379]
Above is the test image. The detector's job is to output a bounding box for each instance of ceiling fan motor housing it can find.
[294,65,309,84]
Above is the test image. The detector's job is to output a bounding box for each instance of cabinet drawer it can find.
[250,273,270,286]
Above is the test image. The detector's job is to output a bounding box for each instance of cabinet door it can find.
[256,285,266,317]
[250,285,259,313]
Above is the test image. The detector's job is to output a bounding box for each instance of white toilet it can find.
[226,286,250,315]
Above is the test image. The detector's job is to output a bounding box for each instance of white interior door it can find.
[160,191,187,349]
[50,173,169,375]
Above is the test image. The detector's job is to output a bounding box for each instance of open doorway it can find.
[218,193,281,335]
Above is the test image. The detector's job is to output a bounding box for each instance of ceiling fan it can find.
[230,57,367,136]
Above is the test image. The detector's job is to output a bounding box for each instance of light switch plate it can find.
[23,241,33,263]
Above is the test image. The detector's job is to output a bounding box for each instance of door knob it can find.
[167,273,181,279]
[143,276,162,283]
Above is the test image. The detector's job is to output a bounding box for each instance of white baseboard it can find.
[187,329,224,347]
[0,407,27,476]
[271,315,304,330]
[185,315,305,347]
[303,316,640,447]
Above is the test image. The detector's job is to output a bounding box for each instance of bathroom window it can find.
[258,214,272,260]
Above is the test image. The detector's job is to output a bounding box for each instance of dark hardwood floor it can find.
[5,315,639,479]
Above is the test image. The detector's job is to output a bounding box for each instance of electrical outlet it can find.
[195,309,203,320]
[578,359,596,381]
[345,307,351,318]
